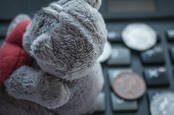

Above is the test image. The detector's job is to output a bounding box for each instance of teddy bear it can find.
[0,0,107,115]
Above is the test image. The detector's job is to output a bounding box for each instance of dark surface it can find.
[100,20,174,115]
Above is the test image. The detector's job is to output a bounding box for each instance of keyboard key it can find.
[107,45,131,66]
[107,31,122,42]
[167,30,174,41]
[141,46,165,64]
[0,39,3,46]
[108,68,132,87]
[0,26,7,37]
[170,47,174,62]
[95,93,105,112]
[144,67,169,86]
[111,93,138,112]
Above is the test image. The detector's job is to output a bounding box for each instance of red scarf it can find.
[0,20,32,83]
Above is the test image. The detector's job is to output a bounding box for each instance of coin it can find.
[150,92,174,115]
[98,41,112,63]
[122,23,157,51]
[112,72,146,100]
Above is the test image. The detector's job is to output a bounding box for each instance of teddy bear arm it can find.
[4,65,71,109]
[0,89,54,115]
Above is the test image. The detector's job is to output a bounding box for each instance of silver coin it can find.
[150,91,174,115]
[98,41,112,63]
[122,23,157,51]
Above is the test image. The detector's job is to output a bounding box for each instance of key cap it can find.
[111,93,138,112]
[95,93,106,112]
[0,26,7,37]
[0,39,3,46]
[107,45,131,66]
[167,30,174,41]
[170,47,174,62]
[107,31,122,42]
[108,68,132,87]
[144,67,169,86]
[140,46,165,64]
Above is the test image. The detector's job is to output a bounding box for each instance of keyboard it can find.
[91,20,174,115]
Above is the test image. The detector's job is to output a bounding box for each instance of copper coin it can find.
[112,72,146,100]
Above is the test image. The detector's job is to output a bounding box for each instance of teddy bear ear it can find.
[30,33,54,62]
[42,2,63,19]
[84,0,102,10]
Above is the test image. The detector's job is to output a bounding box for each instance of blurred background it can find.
[0,0,174,20]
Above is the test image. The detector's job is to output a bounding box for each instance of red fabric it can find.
[0,20,32,83]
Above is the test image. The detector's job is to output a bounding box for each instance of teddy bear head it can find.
[23,0,107,80]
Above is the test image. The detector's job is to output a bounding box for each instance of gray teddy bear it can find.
[1,0,107,115]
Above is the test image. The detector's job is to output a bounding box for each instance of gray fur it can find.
[23,0,107,80]
[4,0,107,114]
[54,62,104,115]
[57,0,102,9]
[0,85,53,115]
[4,66,71,109]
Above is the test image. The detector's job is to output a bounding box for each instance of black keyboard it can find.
[91,20,174,115]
